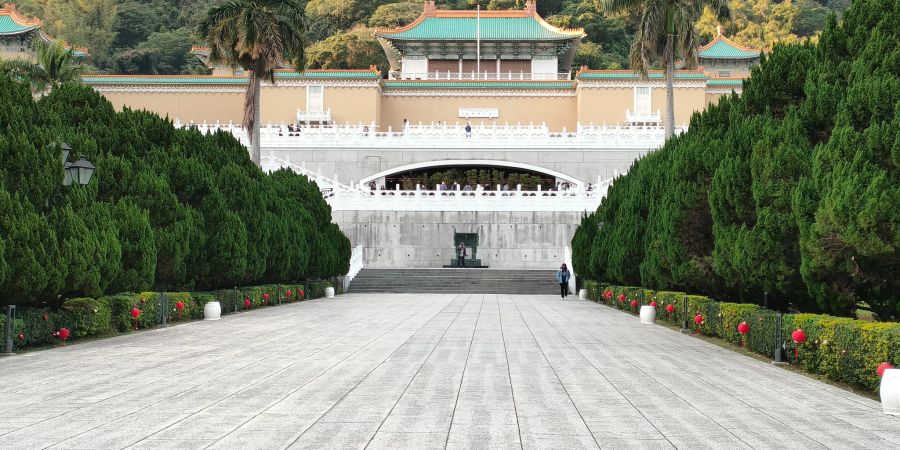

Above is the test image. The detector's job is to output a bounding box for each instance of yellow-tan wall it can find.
[706,92,725,106]
[96,84,382,125]
[94,83,712,129]
[577,85,705,126]
[577,87,632,125]
[322,86,381,125]
[260,85,382,124]
[98,91,245,123]
[380,95,577,131]
[650,86,707,126]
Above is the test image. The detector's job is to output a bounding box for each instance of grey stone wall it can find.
[265,146,649,185]
[333,210,583,269]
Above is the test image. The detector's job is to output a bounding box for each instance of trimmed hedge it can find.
[1,280,334,351]
[583,280,900,392]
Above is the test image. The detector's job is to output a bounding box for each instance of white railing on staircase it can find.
[343,245,364,291]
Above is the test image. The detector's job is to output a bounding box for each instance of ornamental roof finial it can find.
[716,25,724,36]
[525,0,537,13]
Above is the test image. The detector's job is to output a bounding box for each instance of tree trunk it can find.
[244,75,262,167]
[252,76,262,167]
[665,32,675,140]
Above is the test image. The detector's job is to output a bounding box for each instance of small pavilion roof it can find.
[375,1,584,42]
[0,3,39,35]
[698,28,762,60]
[0,3,88,56]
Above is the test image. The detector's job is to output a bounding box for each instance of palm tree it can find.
[0,40,83,94]
[601,0,729,138]
[199,0,307,167]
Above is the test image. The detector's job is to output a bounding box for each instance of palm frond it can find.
[600,0,650,14]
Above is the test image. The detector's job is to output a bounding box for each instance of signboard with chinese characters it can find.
[459,108,499,119]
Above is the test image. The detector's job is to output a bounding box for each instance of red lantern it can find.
[617,294,625,302]
[244,298,252,309]
[298,289,305,299]
[175,301,185,311]
[694,314,703,333]
[665,304,675,313]
[17,333,25,341]
[286,289,292,299]
[42,313,48,321]
[58,327,70,345]
[737,322,749,347]
[263,293,270,302]
[650,301,657,308]
[877,362,894,378]
[131,308,141,318]
[792,329,807,359]
[630,299,638,310]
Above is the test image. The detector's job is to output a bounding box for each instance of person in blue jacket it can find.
[556,264,571,299]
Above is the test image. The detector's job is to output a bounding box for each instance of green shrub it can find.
[307,281,331,299]
[62,298,112,337]
[593,282,900,392]
[101,294,137,332]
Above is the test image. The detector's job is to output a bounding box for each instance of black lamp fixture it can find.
[55,142,95,186]
[67,158,95,186]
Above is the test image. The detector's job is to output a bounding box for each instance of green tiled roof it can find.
[384,81,574,89]
[577,72,708,80]
[378,18,579,41]
[276,71,381,79]
[0,15,39,35]
[698,39,760,60]
[707,78,744,86]
[82,76,249,85]
[83,71,380,85]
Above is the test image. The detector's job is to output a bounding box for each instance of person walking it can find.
[456,242,467,268]
[556,263,571,299]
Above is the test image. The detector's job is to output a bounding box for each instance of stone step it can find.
[349,268,564,294]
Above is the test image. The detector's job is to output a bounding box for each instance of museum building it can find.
[8,0,761,132]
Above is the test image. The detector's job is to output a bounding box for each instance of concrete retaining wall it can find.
[333,210,582,269]
[265,146,648,185]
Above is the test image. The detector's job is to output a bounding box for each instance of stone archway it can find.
[358,159,584,188]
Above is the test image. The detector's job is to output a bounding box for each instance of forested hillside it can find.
[571,0,898,320]
[12,0,846,75]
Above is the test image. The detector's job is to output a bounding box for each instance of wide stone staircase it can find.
[348,268,559,294]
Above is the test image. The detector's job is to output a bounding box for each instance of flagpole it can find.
[476,5,481,75]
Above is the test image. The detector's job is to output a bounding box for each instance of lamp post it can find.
[4,144,98,356]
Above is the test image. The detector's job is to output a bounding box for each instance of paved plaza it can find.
[1,294,898,449]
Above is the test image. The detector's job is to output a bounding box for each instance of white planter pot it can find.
[203,301,221,321]
[639,305,656,324]
[325,287,335,298]
[578,289,587,300]
[882,368,900,415]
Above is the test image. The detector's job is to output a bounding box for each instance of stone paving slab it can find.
[1,294,898,449]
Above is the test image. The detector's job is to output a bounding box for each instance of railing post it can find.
[773,312,785,364]
[2,305,15,356]
[681,295,690,333]
[232,287,238,314]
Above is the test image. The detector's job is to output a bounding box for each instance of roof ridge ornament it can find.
[525,0,537,14]
[423,0,435,16]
